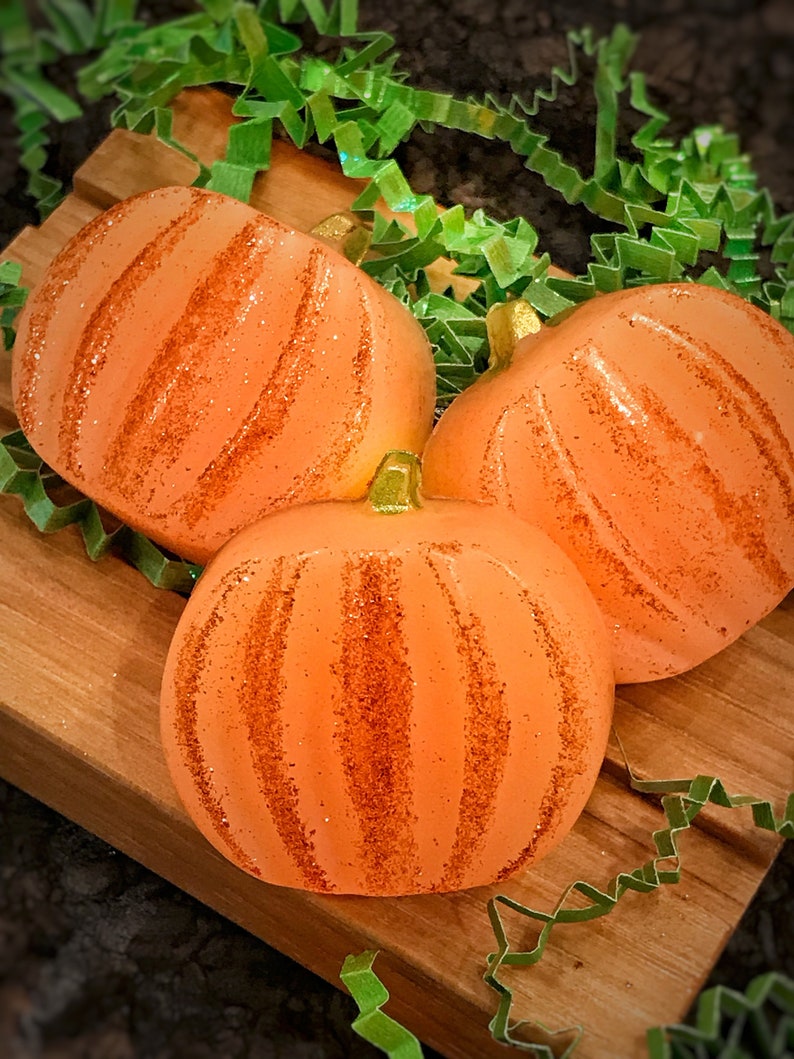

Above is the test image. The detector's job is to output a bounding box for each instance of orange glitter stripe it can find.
[333,552,419,894]
[494,577,593,881]
[103,217,279,504]
[15,197,138,434]
[237,555,332,893]
[178,243,335,527]
[643,395,790,590]
[482,384,690,625]
[618,367,792,592]
[57,195,206,475]
[237,270,377,513]
[421,544,511,892]
[632,311,794,524]
[170,562,264,877]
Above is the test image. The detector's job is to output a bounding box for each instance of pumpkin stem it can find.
[367,451,423,514]
[485,298,542,371]
[311,212,372,266]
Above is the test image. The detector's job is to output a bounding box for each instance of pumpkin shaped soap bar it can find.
[160,452,614,896]
[12,186,436,564]
[421,283,794,683]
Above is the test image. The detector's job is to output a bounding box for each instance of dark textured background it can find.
[1,1,793,1056]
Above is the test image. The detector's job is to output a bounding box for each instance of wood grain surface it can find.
[1,86,792,1059]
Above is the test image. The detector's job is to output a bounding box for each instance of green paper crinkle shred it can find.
[0,259,27,350]
[484,757,794,1054]
[2,5,794,1054]
[3,0,792,341]
[344,963,794,1059]
[0,0,140,216]
[648,972,794,1059]
[340,951,424,1059]
[338,766,793,1059]
[0,429,203,592]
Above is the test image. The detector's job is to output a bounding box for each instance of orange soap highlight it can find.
[422,283,794,683]
[12,185,437,565]
[159,453,614,896]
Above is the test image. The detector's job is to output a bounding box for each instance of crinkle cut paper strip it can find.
[0,428,203,592]
[647,971,794,1058]
[1,3,794,1055]
[341,766,793,1058]
[344,955,794,1058]
[2,0,793,336]
[2,0,794,582]
[482,760,794,1055]
[340,950,425,1059]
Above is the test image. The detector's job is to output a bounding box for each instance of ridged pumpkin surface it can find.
[421,283,794,683]
[12,186,436,564]
[160,474,614,896]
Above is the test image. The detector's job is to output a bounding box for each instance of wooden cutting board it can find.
[1,86,792,1059]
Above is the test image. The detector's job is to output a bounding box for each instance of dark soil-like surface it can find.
[1,1,793,1056]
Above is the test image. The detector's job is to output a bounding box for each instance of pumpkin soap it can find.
[12,186,437,565]
[422,283,794,683]
[159,452,615,896]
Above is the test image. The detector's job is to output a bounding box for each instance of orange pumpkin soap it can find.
[422,283,794,683]
[160,452,614,896]
[12,186,436,564]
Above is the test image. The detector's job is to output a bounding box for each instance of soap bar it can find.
[12,185,437,565]
[422,283,794,683]
[160,454,615,896]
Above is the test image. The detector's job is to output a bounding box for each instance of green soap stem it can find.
[485,299,542,373]
[367,450,423,514]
